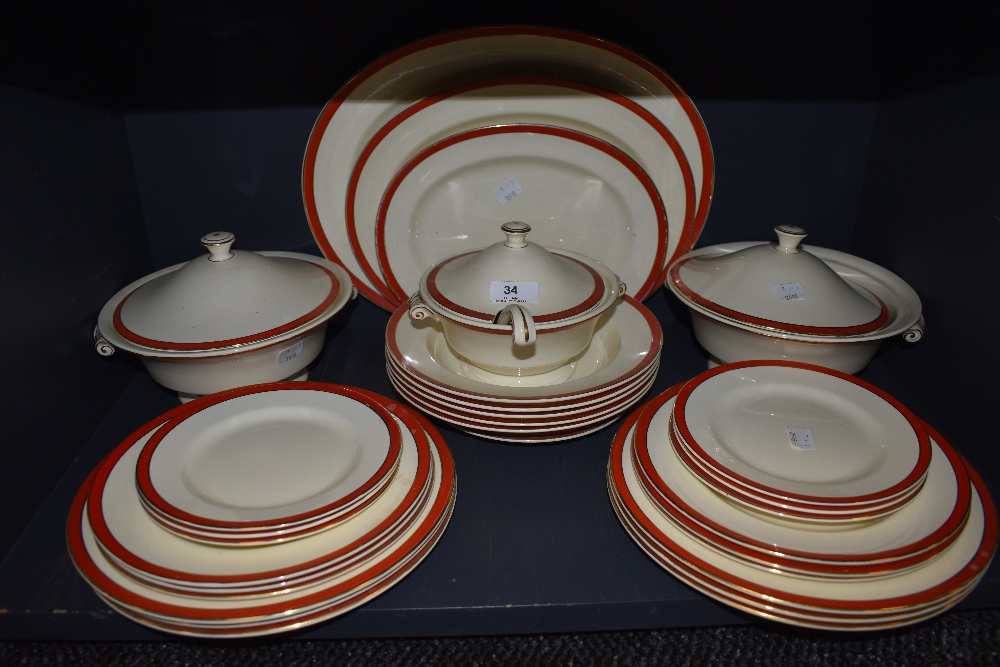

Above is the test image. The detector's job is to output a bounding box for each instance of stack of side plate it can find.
[133,385,405,546]
[303,26,714,310]
[670,362,932,522]
[386,296,662,443]
[608,371,997,630]
[68,382,456,638]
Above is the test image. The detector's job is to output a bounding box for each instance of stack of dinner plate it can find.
[68,382,456,638]
[302,27,714,313]
[386,296,663,443]
[608,361,997,630]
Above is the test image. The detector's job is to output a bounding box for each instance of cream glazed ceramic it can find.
[302,26,714,310]
[667,231,924,373]
[409,223,625,376]
[95,233,355,399]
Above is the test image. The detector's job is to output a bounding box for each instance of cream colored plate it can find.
[614,417,990,609]
[96,415,429,593]
[677,363,925,501]
[641,395,965,564]
[142,388,394,526]
[387,296,660,402]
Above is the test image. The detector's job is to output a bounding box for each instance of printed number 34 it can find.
[504,285,518,295]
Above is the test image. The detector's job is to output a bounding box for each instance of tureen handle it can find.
[903,314,925,343]
[407,293,439,322]
[617,282,627,298]
[94,325,115,357]
[494,304,537,347]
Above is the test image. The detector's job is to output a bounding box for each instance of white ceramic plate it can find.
[609,398,996,616]
[89,399,434,594]
[93,491,457,637]
[387,295,661,402]
[303,27,713,309]
[611,484,980,630]
[633,392,970,575]
[68,398,457,636]
[374,124,666,303]
[669,422,925,522]
[345,77,693,306]
[675,361,930,504]
[136,385,400,530]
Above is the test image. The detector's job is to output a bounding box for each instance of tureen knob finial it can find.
[774,225,807,253]
[201,231,236,262]
[501,221,531,249]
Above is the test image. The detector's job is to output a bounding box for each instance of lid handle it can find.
[774,225,807,253]
[201,231,236,262]
[501,221,531,249]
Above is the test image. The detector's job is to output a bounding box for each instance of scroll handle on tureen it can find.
[903,314,925,343]
[94,325,115,357]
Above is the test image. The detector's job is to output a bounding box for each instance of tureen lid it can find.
[422,222,614,324]
[113,232,342,350]
[668,226,889,335]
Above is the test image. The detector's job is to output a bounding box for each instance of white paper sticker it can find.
[490,281,539,303]
[277,341,305,365]
[772,281,807,302]
[788,426,816,450]
[494,178,523,205]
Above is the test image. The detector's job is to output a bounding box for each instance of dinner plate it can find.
[610,486,981,630]
[94,491,457,637]
[675,361,930,505]
[387,295,661,402]
[345,76,693,306]
[632,391,971,577]
[91,406,434,595]
[303,26,713,309]
[374,123,666,303]
[608,397,996,621]
[68,397,457,636]
[135,384,401,533]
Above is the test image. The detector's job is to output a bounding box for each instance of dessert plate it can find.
[675,361,930,505]
[632,391,971,577]
[387,295,661,402]
[374,124,667,303]
[346,76,693,306]
[136,384,401,532]
[669,423,924,522]
[608,397,996,623]
[303,26,713,309]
